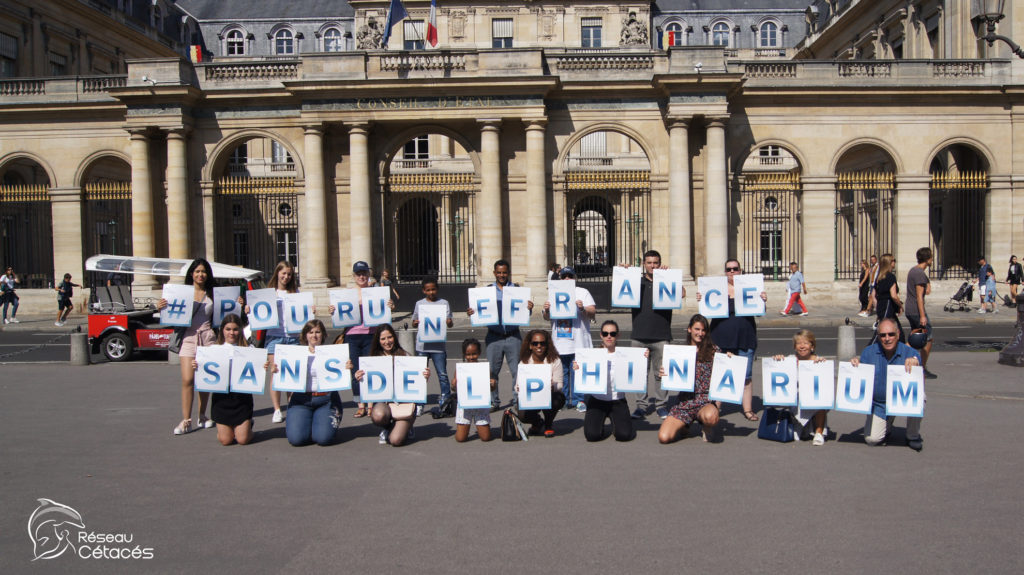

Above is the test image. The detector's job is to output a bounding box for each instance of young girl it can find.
[354,324,429,446]
[577,320,639,442]
[516,329,565,437]
[160,258,216,435]
[341,261,396,418]
[257,261,301,423]
[773,329,829,445]
[452,338,493,442]
[658,314,721,444]
[192,314,254,446]
[269,319,337,446]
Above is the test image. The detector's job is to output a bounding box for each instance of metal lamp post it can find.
[977,0,1024,58]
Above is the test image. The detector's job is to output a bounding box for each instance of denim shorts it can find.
[722,347,756,381]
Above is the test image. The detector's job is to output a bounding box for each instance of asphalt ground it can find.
[2,345,1023,573]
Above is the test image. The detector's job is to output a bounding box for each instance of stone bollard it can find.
[168,350,180,366]
[69,332,90,366]
[398,323,417,356]
[837,324,857,361]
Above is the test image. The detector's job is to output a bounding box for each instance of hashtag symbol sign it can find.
[167,300,187,318]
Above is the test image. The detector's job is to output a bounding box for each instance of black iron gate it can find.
[835,172,895,280]
[215,176,299,276]
[83,181,132,262]
[929,171,986,279]
[739,172,802,281]
[0,184,53,287]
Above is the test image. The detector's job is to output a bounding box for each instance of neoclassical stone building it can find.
[1,0,1021,308]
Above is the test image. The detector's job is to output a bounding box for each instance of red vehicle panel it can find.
[88,314,128,338]
[136,329,173,350]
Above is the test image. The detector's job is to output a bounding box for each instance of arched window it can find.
[665,22,684,47]
[759,22,778,47]
[712,22,730,46]
[275,29,294,55]
[324,28,343,52]
[226,29,245,55]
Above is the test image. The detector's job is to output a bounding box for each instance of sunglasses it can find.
[601,331,618,337]
[530,341,548,347]
[725,267,741,272]
[878,332,898,338]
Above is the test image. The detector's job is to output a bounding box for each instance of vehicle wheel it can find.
[102,332,132,362]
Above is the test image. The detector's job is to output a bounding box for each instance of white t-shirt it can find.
[589,348,623,402]
[550,286,595,356]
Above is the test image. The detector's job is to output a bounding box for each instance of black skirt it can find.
[211,392,254,427]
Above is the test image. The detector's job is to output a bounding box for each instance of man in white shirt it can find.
[542,267,596,412]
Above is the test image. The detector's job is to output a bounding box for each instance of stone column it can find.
[302,125,330,286]
[165,129,190,260]
[668,119,692,279]
[987,174,1013,263]
[800,176,838,288]
[894,175,930,279]
[525,120,548,283]
[129,129,157,287]
[477,120,502,277]
[49,187,85,288]
[704,117,729,271]
[348,123,372,268]
[200,180,216,261]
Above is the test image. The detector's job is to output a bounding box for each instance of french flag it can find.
[427,0,438,47]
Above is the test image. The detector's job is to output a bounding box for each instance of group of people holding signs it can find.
[159,253,924,451]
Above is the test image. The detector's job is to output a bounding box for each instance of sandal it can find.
[353,405,368,418]
[743,410,760,421]
[172,419,193,435]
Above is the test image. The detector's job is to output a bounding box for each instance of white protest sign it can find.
[361,286,391,327]
[573,348,609,395]
[394,356,428,404]
[313,344,351,392]
[611,266,642,308]
[661,344,697,392]
[230,346,267,394]
[733,273,766,317]
[194,345,232,393]
[517,363,552,410]
[329,288,362,328]
[456,362,492,409]
[468,286,499,327]
[652,269,684,310]
[547,280,577,320]
[798,359,836,410]
[417,304,448,343]
[359,356,395,402]
[273,344,310,393]
[613,347,648,393]
[834,361,875,414]
[761,356,799,406]
[501,286,532,327]
[708,352,747,404]
[246,288,280,331]
[213,286,241,328]
[160,284,195,327]
[282,292,314,334]
[885,365,925,417]
[697,276,729,319]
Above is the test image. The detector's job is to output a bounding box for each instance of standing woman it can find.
[355,323,429,446]
[193,314,254,446]
[857,259,872,317]
[873,254,904,341]
[1006,255,1022,304]
[1,266,20,324]
[516,329,566,437]
[344,261,395,418]
[658,314,721,443]
[255,261,301,423]
[702,259,767,422]
[160,258,216,435]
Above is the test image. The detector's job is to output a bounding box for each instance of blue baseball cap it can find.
[352,261,371,274]
[559,267,576,278]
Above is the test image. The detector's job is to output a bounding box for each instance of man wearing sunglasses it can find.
[850,318,924,451]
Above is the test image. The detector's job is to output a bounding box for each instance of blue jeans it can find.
[2,292,18,319]
[721,347,756,382]
[286,393,336,446]
[346,333,374,398]
[559,353,583,406]
[485,333,521,406]
[423,350,451,403]
[265,335,298,354]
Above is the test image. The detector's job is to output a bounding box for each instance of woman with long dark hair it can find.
[354,324,429,446]
[516,329,565,437]
[658,314,721,443]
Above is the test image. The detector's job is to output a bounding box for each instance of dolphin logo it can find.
[28,498,85,561]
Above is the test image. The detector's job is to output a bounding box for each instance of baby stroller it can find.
[943,281,973,312]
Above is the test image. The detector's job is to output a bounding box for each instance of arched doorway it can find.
[570,197,615,274]
[737,145,802,281]
[929,145,988,279]
[0,157,54,287]
[384,132,475,302]
[81,156,132,260]
[834,145,897,280]
[213,136,299,275]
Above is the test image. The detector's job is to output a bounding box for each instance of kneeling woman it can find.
[658,314,721,443]
[355,324,429,446]
[773,329,829,445]
[516,329,565,437]
[579,320,638,442]
[192,314,253,445]
[269,319,339,446]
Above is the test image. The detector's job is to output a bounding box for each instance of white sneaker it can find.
[415,405,423,417]
[2,319,7,324]
[199,415,214,429]
[8,318,18,323]
[978,308,987,314]
[272,409,284,423]
[812,432,825,446]
[55,321,62,326]
[378,429,388,445]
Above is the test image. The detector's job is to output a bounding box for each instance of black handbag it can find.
[757,407,795,442]
[431,394,456,419]
[500,409,529,442]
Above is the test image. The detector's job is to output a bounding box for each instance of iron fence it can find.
[835,171,895,280]
[929,171,987,279]
[0,184,53,287]
[215,176,299,277]
[739,172,802,280]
